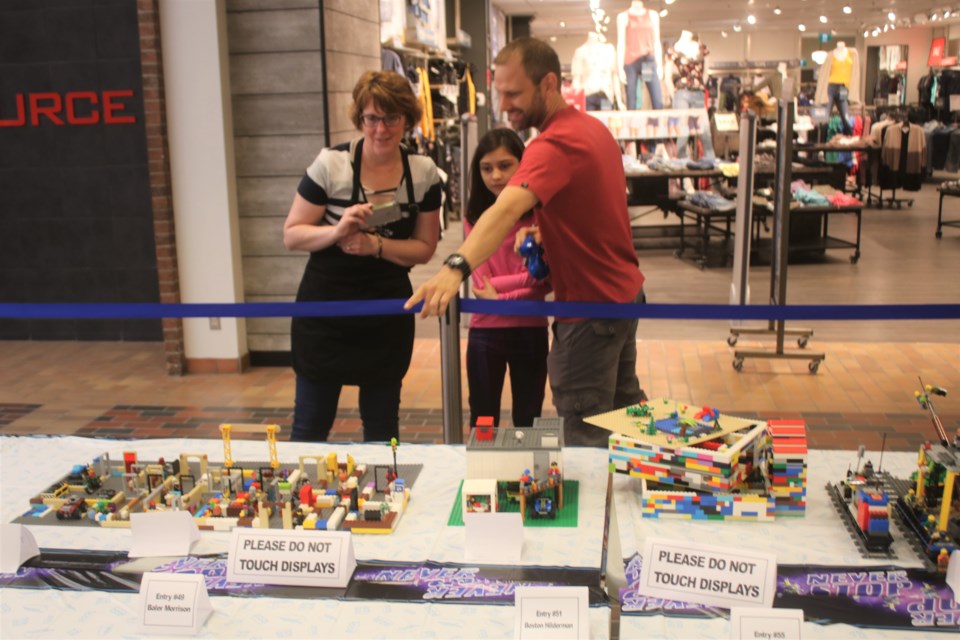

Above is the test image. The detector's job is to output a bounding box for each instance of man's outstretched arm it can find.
[405,185,538,317]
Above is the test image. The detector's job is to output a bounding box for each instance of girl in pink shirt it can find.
[465,129,551,428]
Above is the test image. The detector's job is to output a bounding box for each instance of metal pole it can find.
[730,110,758,315]
[771,101,795,352]
[440,294,464,443]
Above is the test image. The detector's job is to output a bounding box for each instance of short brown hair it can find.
[350,70,421,130]
[494,37,561,85]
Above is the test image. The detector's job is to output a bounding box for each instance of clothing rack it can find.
[871,113,918,209]
[732,100,826,373]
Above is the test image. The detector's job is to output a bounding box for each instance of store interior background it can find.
[0,0,957,447]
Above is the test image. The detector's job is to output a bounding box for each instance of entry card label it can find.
[514,586,589,640]
[639,537,777,608]
[0,524,40,574]
[129,511,200,558]
[465,512,523,563]
[226,528,356,588]
[730,607,803,640]
[137,572,212,636]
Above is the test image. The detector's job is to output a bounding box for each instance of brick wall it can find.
[136,0,184,375]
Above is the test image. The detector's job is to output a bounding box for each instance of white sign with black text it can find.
[0,524,39,574]
[226,528,356,588]
[514,586,589,640]
[128,511,200,558]
[639,537,777,608]
[137,572,212,636]
[730,607,803,640]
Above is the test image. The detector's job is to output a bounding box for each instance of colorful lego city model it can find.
[826,440,896,557]
[454,417,578,526]
[894,379,959,567]
[15,426,421,536]
[589,399,808,522]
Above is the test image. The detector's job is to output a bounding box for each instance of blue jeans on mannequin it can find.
[673,88,716,160]
[291,376,401,442]
[624,55,663,110]
[826,82,853,135]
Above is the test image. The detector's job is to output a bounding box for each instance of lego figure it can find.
[937,548,951,573]
[298,478,315,508]
[519,469,533,494]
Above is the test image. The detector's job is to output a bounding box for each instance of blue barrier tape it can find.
[0,300,958,321]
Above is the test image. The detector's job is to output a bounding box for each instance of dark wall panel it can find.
[0,2,161,341]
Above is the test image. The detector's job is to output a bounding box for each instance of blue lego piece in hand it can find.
[518,235,549,280]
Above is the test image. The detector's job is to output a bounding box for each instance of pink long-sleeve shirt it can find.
[465,219,551,329]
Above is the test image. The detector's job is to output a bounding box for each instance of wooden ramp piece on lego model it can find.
[584,398,759,447]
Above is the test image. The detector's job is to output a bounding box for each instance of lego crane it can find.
[220,423,281,469]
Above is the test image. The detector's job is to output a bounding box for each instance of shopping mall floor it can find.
[1,174,957,452]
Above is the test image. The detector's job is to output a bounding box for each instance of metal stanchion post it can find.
[440,294,464,443]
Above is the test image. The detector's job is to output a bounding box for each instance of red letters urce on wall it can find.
[0,90,137,126]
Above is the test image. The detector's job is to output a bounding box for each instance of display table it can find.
[0,436,611,639]
[753,203,863,263]
[613,449,952,639]
[937,183,960,238]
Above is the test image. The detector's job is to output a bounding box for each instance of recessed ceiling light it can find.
[659,9,668,17]
[559,21,565,27]
[733,23,742,31]
[843,5,852,14]
[664,0,676,4]
[819,15,827,23]
[773,6,782,15]
[549,36,557,42]
[863,29,869,37]
[747,14,757,24]
[798,23,806,31]
[887,11,896,21]
[883,23,889,32]
[721,30,729,37]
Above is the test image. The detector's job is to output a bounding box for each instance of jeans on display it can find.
[466,326,549,428]
[673,89,715,160]
[624,55,663,110]
[291,375,401,442]
[826,82,853,135]
[585,91,613,111]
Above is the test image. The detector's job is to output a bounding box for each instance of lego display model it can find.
[825,442,896,557]
[455,417,577,526]
[15,427,421,535]
[824,379,959,570]
[894,380,959,571]
[588,399,808,522]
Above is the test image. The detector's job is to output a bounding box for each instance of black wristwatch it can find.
[443,253,472,281]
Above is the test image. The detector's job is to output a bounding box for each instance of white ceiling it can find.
[491,0,960,38]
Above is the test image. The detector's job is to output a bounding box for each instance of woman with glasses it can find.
[283,70,442,442]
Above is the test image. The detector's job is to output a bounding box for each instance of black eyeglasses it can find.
[361,113,404,128]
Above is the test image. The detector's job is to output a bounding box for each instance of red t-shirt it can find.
[508,107,644,306]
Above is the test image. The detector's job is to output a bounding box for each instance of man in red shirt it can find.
[406,37,646,446]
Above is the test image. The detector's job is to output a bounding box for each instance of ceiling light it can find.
[747,14,757,24]
[664,0,676,4]
[819,15,827,23]
[883,23,889,31]
[773,6,782,15]
[887,11,896,21]
[659,9,668,17]
[811,50,828,64]
[798,23,806,31]
[721,30,728,37]
[843,5,852,14]
[863,29,869,37]
[549,36,557,42]
[733,23,742,31]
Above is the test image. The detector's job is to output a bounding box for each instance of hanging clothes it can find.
[879,123,926,191]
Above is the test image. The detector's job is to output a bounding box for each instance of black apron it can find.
[292,140,420,386]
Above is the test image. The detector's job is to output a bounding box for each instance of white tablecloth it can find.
[0,436,611,639]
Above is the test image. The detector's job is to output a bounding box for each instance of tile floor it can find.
[1,175,958,451]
